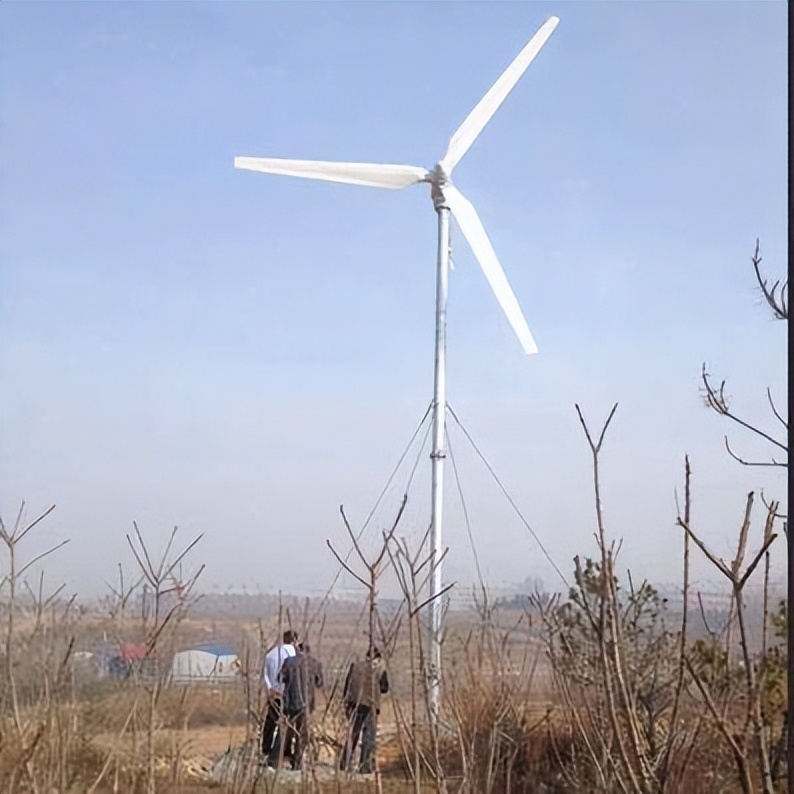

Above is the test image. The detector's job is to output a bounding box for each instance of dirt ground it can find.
[90,709,407,788]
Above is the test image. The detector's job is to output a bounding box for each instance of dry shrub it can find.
[439,692,569,794]
[439,598,560,794]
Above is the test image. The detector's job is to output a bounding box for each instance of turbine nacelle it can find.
[428,164,451,211]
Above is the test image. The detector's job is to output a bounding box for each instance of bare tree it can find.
[386,524,453,794]
[701,240,788,469]
[121,523,205,794]
[0,503,78,794]
[679,493,781,794]
[538,409,702,794]
[326,497,407,786]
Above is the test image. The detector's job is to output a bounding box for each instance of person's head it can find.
[283,630,298,646]
[366,645,381,660]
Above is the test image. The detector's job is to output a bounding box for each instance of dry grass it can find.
[2,496,785,794]
[3,595,776,794]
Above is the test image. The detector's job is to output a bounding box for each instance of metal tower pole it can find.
[428,192,450,722]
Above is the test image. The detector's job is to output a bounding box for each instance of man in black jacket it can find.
[277,643,324,769]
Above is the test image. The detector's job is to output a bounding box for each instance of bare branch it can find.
[14,504,57,544]
[126,533,157,587]
[416,546,450,595]
[411,581,456,617]
[41,583,68,612]
[677,518,731,580]
[575,402,619,454]
[725,437,785,468]
[702,365,787,454]
[701,368,730,415]
[15,539,70,579]
[131,522,157,582]
[11,501,27,536]
[697,591,725,641]
[738,533,778,590]
[339,505,370,570]
[766,388,788,430]
[162,532,204,582]
[326,539,369,589]
[414,526,436,577]
[751,239,788,320]
[596,403,620,450]
[731,491,754,576]
[685,655,749,779]
[759,492,786,521]
[373,494,408,570]
[156,525,179,580]
[410,523,434,569]
[162,563,205,599]
[663,456,691,781]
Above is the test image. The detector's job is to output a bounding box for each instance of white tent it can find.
[170,642,240,684]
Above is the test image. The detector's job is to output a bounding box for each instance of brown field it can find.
[1,593,563,793]
[2,495,787,794]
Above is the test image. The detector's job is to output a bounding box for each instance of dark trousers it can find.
[275,709,308,769]
[340,704,376,774]
[261,697,283,764]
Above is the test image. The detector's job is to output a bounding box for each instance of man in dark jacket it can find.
[277,643,324,769]
[340,646,389,774]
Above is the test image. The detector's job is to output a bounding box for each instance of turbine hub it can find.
[430,163,450,211]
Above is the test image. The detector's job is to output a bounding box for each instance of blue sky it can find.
[0,2,787,600]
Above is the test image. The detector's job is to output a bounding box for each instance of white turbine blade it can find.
[444,185,537,355]
[234,157,428,189]
[440,16,559,174]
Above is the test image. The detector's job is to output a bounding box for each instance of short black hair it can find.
[283,630,298,645]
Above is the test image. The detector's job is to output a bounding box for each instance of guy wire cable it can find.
[309,403,434,628]
[446,404,569,588]
[445,424,486,594]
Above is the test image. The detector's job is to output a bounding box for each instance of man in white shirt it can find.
[261,630,297,766]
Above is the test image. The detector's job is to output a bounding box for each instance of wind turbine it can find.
[235,15,559,717]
